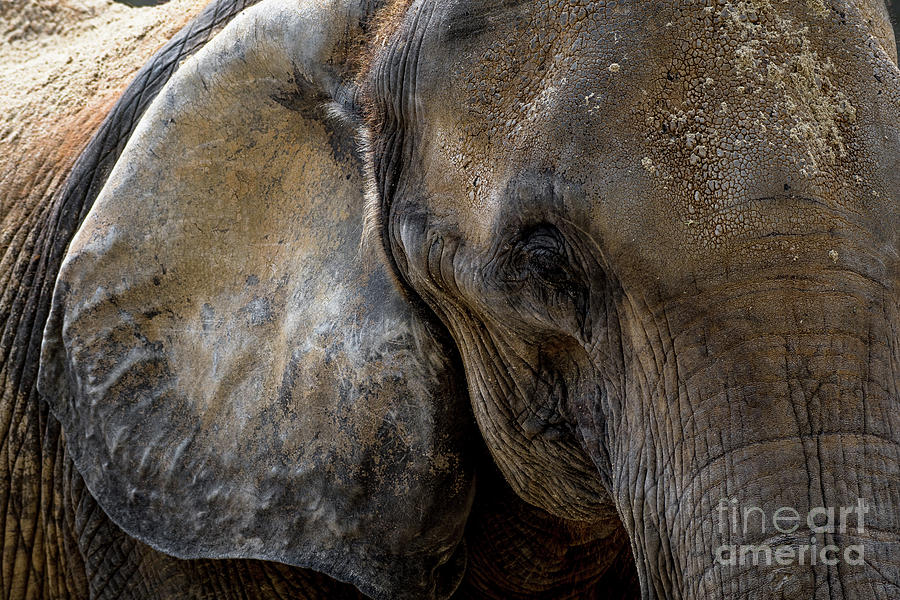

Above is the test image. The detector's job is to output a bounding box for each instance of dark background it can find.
[892,1,899,61]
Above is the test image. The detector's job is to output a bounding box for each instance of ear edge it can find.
[38,1,475,598]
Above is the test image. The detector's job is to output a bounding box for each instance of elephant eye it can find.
[508,224,581,289]
[493,223,591,336]
[523,229,569,281]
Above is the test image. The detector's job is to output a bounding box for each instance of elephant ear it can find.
[37,1,474,598]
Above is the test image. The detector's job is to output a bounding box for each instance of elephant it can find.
[1,0,898,598]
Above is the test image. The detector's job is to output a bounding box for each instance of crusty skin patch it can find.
[723,0,855,168]
[635,0,894,251]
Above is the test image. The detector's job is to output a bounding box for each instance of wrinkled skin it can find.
[1,0,897,599]
[0,2,365,598]
[367,0,899,597]
[2,0,637,598]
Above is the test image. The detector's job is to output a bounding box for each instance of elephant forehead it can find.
[392,0,899,282]
[628,0,897,249]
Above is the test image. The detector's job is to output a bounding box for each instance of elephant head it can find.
[361,0,900,597]
[39,0,899,599]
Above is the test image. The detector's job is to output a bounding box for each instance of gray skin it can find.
[365,0,900,598]
[0,0,896,599]
[5,0,635,598]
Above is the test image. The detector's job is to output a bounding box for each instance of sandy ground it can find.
[0,0,208,156]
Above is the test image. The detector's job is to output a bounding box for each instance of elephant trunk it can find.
[607,270,900,599]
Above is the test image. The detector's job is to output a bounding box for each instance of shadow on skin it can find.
[892,0,899,61]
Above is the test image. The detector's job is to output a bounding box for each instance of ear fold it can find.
[38,1,474,598]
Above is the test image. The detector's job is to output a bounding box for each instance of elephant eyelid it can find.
[518,224,567,254]
[508,224,583,286]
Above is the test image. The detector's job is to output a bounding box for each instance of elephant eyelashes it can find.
[487,223,594,339]
[494,223,589,321]
[510,224,581,288]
